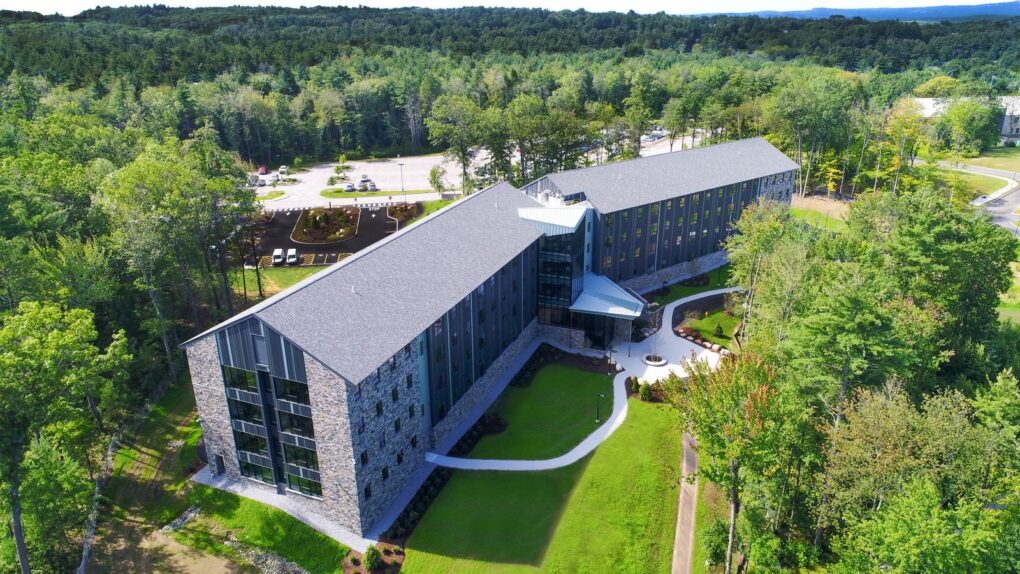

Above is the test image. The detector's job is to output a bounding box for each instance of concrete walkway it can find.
[191,465,375,553]
[426,287,737,472]
[672,434,700,574]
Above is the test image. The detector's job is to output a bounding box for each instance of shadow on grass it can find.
[404,455,593,568]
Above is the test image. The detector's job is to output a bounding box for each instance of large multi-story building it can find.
[183,137,797,537]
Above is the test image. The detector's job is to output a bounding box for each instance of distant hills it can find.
[737,2,1020,21]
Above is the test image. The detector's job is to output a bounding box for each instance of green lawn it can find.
[257,190,286,201]
[652,264,731,306]
[690,454,728,574]
[963,146,1020,172]
[686,308,741,351]
[231,266,328,300]
[402,399,682,573]
[320,188,433,199]
[790,206,848,233]
[405,199,456,227]
[1001,258,1020,323]
[468,364,613,460]
[96,380,350,572]
[952,170,1006,195]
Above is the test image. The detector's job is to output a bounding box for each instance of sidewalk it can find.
[672,434,700,574]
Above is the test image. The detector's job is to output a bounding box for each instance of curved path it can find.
[938,160,1020,233]
[426,287,740,471]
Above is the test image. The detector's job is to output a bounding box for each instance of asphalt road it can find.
[254,206,396,265]
[945,162,1020,234]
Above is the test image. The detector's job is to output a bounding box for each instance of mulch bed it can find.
[387,203,421,228]
[292,207,359,243]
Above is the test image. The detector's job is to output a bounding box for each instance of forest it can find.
[0,5,1017,573]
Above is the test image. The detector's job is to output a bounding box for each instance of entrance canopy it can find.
[569,272,644,320]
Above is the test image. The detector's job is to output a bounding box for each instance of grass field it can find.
[790,206,848,233]
[402,399,682,573]
[320,188,433,199]
[652,264,731,306]
[256,190,285,201]
[230,266,327,300]
[91,380,350,573]
[685,309,741,351]
[951,170,1007,196]
[962,146,1020,172]
[468,364,613,460]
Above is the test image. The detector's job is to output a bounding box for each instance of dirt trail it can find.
[792,195,849,219]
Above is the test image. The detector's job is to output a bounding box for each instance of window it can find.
[382,467,390,481]
[394,418,401,432]
[283,444,318,470]
[227,399,264,425]
[651,204,660,217]
[636,207,645,218]
[234,431,268,455]
[621,232,628,243]
[404,343,412,355]
[650,223,658,235]
[360,451,369,466]
[357,416,365,434]
[239,460,274,483]
[287,474,321,496]
[411,436,418,449]
[603,255,612,269]
[408,405,415,419]
[278,412,314,438]
[634,247,641,259]
[365,484,372,499]
[397,451,404,465]
[406,374,413,389]
[273,376,309,404]
[635,227,642,239]
[375,401,383,417]
[224,367,258,392]
[391,387,399,403]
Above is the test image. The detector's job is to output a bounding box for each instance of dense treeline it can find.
[3,6,1020,86]
[666,193,1020,572]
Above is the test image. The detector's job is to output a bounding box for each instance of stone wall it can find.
[619,250,730,295]
[301,356,362,534]
[186,336,240,480]
[760,170,796,204]
[346,342,429,533]
[429,319,539,450]
[537,322,586,350]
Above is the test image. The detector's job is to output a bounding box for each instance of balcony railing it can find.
[232,419,268,438]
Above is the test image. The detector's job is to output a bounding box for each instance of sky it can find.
[6,0,1005,17]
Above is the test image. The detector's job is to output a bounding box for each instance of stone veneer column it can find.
[303,355,363,534]
[187,335,240,479]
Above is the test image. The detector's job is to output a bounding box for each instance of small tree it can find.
[363,546,383,572]
[639,382,654,401]
[335,153,351,180]
[429,164,446,194]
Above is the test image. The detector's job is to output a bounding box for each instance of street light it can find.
[397,157,406,204]
[596,393,606,423]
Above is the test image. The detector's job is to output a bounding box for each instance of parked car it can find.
[359,174,370,183]
[358,181,369,191]
[286,248,298,265]
[257,165,268,175]
[256,179,267,187]
[279,165,288,175]
[367,181,378,191]
[272,248,284,266]
[270,173,280,182]
[344,182,356,192]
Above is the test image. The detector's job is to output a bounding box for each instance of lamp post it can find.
[397,157,406,204]
[596,393,606,423]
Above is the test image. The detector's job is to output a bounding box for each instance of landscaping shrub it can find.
[639,382,653,401]
[629,377,641,395]
[714,324,724,338]
[363,546,383,571]
[703,518,730,566]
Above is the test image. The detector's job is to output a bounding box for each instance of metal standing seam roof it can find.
[569,272,645,320]
[184,182,544,384]
[530,137,799,214]
[517,205,589,235]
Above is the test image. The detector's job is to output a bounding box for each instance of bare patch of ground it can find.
[792,195,849,219]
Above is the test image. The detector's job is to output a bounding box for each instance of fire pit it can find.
[642,354,667,367]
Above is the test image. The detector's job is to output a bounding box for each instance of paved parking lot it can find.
[253,206,396,266]
[256,154,460,210]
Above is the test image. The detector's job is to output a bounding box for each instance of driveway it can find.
[941,161,1020,234]
[254,206,396,265]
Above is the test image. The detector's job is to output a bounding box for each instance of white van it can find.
[272,248,284,266]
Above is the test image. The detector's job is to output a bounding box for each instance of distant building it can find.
[913,96,1020,143]
[182,137,798,538]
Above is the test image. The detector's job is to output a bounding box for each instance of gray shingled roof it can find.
[532,137,799,213]
[185,183,543,384]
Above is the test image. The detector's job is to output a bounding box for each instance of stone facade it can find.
[760,170,796,204]
[430,319,538,450]
[345,342,429,533]
[187,336,241,479]
[619,249,730,295]
[301,356,361,534]
[537,322,586,350]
